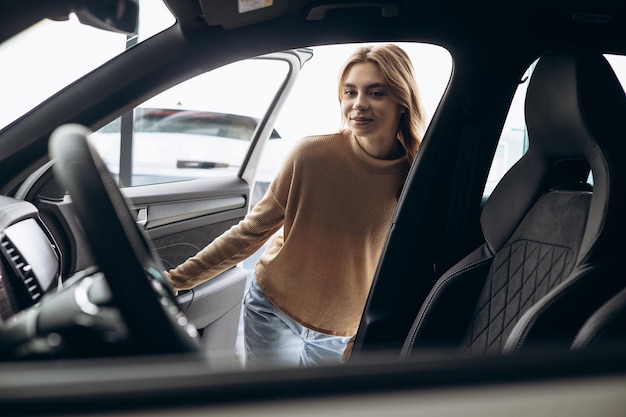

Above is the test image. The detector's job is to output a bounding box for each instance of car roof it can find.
[4,1,626,52]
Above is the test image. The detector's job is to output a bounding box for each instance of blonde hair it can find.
[338,44,426,164]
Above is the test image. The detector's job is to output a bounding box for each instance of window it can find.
[485,54,626,198]
[484,63,533,198]
[0,0,174,131]
[89,57,290,187]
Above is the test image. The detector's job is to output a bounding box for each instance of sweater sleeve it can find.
[167,189,286,291]
[166,142,301,291]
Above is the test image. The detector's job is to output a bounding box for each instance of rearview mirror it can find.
[73,0,138,35]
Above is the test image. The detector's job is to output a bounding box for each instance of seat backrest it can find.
[402,52,626,358]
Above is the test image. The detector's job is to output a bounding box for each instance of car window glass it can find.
[606,54,626,92]
[484,54,626,198]
[0,0,174,131]
[89,58,290,187]
[483,63,534,198]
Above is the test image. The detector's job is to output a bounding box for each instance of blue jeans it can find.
[243,277,351,368]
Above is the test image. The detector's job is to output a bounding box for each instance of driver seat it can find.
[401,51,626,357]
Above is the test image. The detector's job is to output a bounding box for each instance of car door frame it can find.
[118,49,312,364]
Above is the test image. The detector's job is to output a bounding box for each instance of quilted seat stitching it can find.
[468,240,574,353]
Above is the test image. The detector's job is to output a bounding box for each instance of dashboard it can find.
[0,196,61,320]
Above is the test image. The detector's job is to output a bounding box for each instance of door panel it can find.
[124,176,249,269]
[123,176,251,363]
[176,267,248,365]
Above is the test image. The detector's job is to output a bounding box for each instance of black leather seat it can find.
[571,285,626,349]
[401,51,626,358]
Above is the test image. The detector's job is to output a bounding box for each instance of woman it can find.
[167,44,426,367]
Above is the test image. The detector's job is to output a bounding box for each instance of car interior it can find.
[397,51,626,358]
[1,0,626,415]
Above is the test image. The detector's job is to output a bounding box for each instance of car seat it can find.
[401,51,626,357]
[571,285,626,350]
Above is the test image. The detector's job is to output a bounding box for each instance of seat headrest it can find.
[482,52,626,256]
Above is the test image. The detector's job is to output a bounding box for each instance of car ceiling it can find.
[167,0,626,47]
[3,1,626,50]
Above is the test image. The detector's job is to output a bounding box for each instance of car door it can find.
[90,49,312,364]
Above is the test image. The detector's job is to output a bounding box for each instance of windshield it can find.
[0,1,175,131]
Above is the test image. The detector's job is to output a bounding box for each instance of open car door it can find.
[119,49,312,365]
[16,49,312,366]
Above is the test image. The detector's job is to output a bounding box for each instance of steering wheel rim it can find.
[49,124,200,354]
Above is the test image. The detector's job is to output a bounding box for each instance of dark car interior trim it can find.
[1,0,626,414]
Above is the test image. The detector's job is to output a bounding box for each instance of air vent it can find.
[1,235,43,303]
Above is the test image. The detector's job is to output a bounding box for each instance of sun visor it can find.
[200,0,290,29]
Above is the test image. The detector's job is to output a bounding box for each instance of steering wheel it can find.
[49,124,200,354]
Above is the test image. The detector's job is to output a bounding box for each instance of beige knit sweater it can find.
[168,129,410,336]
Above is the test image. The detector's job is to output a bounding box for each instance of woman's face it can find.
[341,62,404,157]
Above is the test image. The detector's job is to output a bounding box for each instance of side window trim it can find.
[239,49,313,189]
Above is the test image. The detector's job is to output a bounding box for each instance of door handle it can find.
[136,207,148,227]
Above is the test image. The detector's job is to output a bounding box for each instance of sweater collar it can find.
[344,129,410,174]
